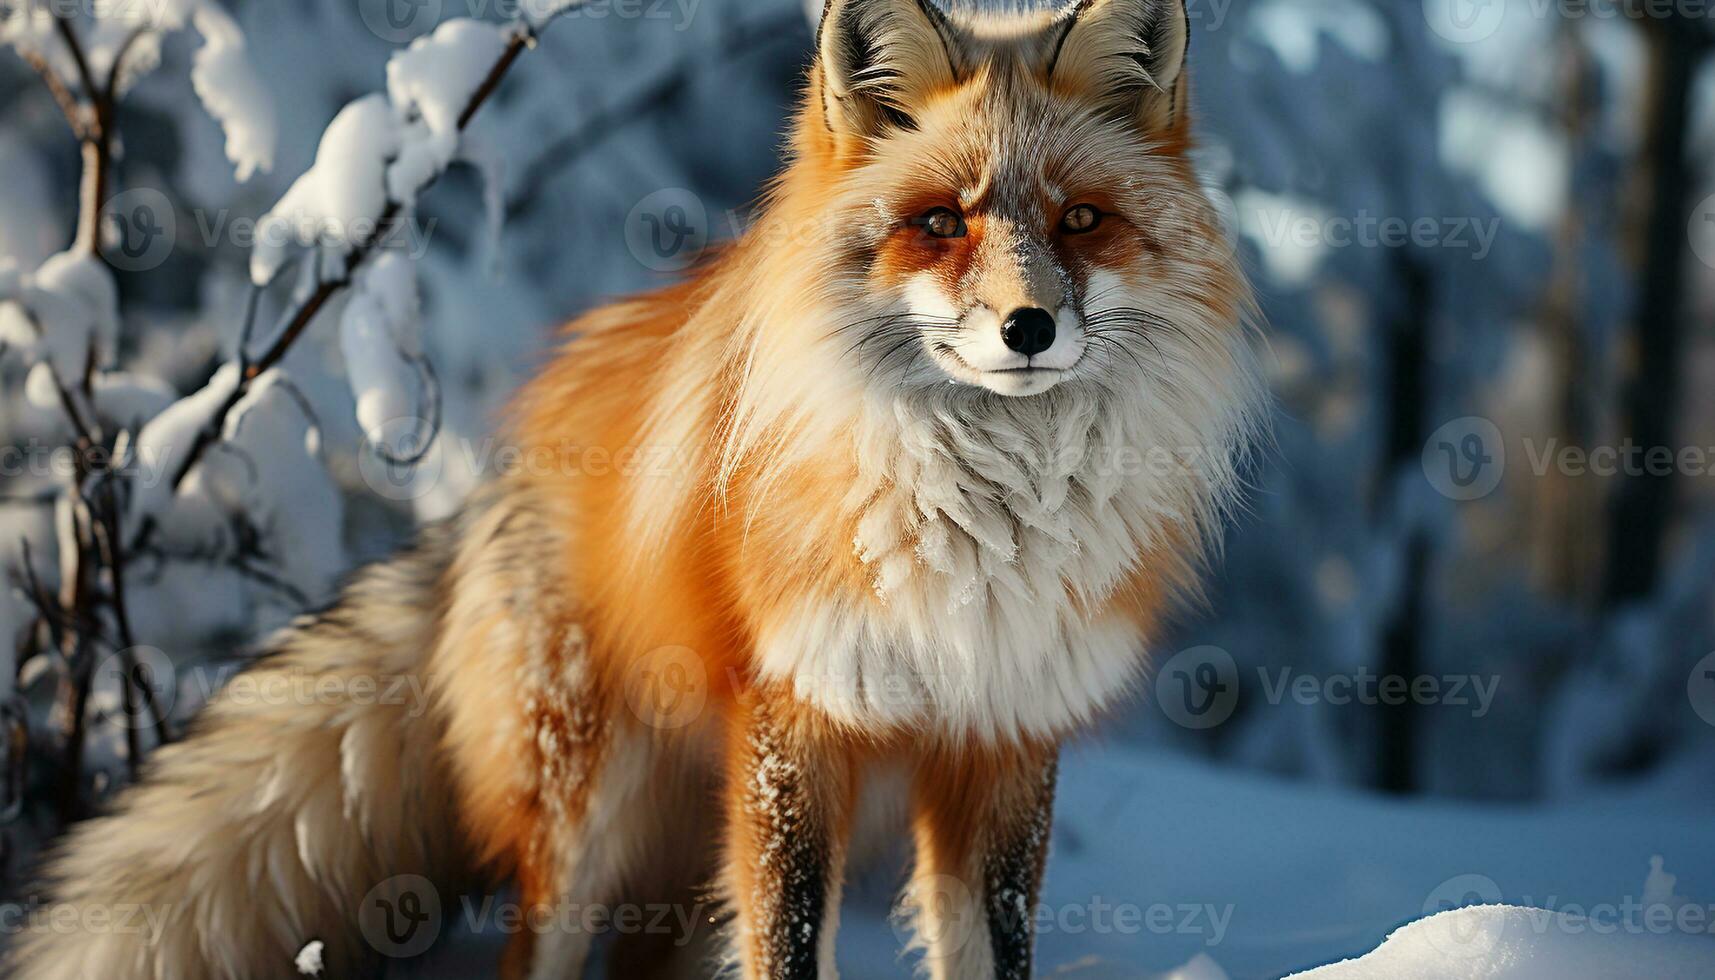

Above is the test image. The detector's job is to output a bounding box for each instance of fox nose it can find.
[1000,307,1056,357]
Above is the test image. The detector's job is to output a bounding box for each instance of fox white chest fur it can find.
[754,348,1252,738]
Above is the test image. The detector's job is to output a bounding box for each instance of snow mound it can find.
[1285,904,1715,979]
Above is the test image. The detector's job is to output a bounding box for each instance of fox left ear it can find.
[816,0,965,142]
[1045,0,1190,131]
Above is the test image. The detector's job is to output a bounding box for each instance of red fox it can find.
[13,0,1263,976]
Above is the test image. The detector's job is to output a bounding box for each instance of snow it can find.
[826,747,1715,979]
[519,0,590,30]
[92,370,180,432]
[190,2,277,182]
[294,939,323,975]
[251,18,509,285]
[250,95,401,286]
[125,363,242,525]
[213,370,346,598]
[384,20,509,204]
[339,252,423,454]
[22,361,59,412]
[5,250,121,382]
[1283,905,1715,979]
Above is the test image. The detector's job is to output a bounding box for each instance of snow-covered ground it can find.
[418,741,1715,978]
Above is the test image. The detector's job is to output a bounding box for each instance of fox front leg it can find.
[724,685,858,978]
[907,741,1059,980]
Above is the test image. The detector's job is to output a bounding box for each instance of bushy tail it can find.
[11,521,470,980]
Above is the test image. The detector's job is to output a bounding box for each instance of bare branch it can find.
[17,47,87,137]
[165,20,558,497]
[373,350,442,468]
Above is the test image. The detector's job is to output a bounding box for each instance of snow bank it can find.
[1285,904,1715,979]
[826,747,1715,978]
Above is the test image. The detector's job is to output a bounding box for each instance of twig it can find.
[17,47,87,136]
[166,21,557,495]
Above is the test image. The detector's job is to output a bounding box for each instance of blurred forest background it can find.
[1,0,1714,889]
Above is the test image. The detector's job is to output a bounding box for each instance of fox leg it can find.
[603,724,722,978]
[906,741,1059,980]
[723,685,858,978]
[500,722,669,980]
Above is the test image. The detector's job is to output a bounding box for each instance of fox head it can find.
[770,0,1246,402]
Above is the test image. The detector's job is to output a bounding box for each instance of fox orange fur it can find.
[13,0,1263,977]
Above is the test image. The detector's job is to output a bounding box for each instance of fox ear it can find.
[816,0,964,140]
[1045,0,1190,131]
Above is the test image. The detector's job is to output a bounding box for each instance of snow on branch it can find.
[2,0,578,827]
[1,0,276,186]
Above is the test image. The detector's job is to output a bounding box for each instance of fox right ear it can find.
[1046,0,1190,131]
[816,0,963,141]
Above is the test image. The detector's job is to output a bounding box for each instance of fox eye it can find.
[916,207,966,239]
[1061,204,1102,234]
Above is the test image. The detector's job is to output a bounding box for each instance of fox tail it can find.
[10,520,469,980]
